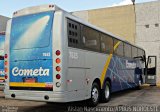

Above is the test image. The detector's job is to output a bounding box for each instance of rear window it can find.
[10,11,54,49]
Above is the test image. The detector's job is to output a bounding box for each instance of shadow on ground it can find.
[19,88,139,112]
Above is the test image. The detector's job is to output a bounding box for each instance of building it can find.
[73,5,136,44]
[72,1,160,84]
[136,1,160,83]
[0,15,10,32]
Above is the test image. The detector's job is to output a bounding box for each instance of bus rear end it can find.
[0,33,5,89]
[5,5,66,102]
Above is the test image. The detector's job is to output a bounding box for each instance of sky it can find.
[0,0,157,17]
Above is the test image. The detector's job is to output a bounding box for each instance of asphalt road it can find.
[0,86,160,112]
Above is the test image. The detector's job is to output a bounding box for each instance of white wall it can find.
[136,1,160,83]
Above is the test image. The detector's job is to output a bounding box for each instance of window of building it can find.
[145,24,149,28]
[155,23,159,27]
[101,34,113,54]
[82,26,100,52]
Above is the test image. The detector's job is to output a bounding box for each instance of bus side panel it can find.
[105,55,140,92]
[67,48,86,101]
[84,52,108,96]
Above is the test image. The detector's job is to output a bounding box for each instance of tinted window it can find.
[114,39,124,56]
[124,43,132,58]
[132,47,138,58]
[82,26,100,51]
[10,11,53,49]
[101,34,113,54]
[67,19,80,48]
[138,49,145,57]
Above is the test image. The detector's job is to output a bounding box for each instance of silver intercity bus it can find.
[5,5,154,106]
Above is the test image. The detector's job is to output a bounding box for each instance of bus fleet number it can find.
[69,52,78,59]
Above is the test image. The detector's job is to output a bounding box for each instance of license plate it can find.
[24,78,36,83]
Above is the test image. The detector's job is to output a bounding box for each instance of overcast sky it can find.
[0,0,157,17]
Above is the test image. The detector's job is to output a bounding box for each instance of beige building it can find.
[72,1,160,84]
[73,5,136,44]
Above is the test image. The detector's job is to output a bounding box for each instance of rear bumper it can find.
[4,89,69,102]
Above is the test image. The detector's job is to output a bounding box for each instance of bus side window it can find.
[132,47,138,58]
[114,39,124,57]
[67,19,80,48]
[124,43,132,58]
[138,49,144,57]
[82,26,100,52]
[101,34,113,54]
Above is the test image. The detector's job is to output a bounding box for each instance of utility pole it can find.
[131,0,136,44]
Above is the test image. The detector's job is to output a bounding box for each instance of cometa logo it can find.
[12,67,50,76]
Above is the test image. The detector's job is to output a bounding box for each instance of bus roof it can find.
[12,4,144,51]
[12,4,64,18]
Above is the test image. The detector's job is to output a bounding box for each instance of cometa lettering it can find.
[12,67,50,76]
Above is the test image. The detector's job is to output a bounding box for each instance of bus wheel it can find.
[88,82,100,106]
[101,81,111,102]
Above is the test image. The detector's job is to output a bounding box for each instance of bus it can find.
[4,4,147,106]
[0,32,5,89]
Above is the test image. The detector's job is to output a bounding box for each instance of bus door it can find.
[146,56,157,85]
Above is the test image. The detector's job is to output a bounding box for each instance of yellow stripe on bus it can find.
[100,41,121,88]
[9,82,46,87]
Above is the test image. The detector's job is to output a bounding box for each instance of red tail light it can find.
[56,74,61,79]
[5,74,8,79]
[4,61,8,66]
[5,54,8,59]
[56,50,61,56]
[56,66,61,72]
[56,58,61,64]
[4,68,8,73]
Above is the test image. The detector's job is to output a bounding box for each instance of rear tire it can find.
[101,81,111,102]
[88,82,100,107]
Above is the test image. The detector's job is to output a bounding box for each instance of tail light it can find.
[56,50,61,56]
[5,75,8,79]
[4,68,8,73]
[55,50,61,81]
[4,61,8,66]
[56,58,61,64]
[56,66,61,72]
[56,74,61,79]
[4,54,8,59]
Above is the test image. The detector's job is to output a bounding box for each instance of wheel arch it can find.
[103,77,112,90]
